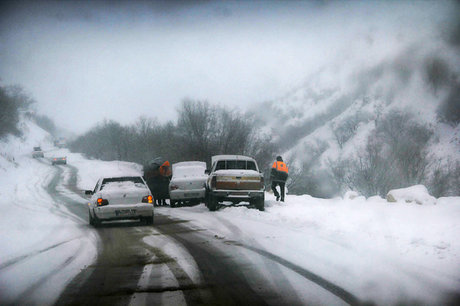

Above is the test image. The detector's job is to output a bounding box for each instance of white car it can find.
[86,176,154,226]
[32,146,44,158]
[169,161,208,207]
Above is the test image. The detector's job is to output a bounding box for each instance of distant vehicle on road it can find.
[32,146,44,158]
[86,176,154,226]
[54,138,66,148]
[205,155,265,211]
[51,156,67,165]
[169,161,207,207]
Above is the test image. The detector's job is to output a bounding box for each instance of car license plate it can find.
[115,209,136,216]
[184,192,199,197]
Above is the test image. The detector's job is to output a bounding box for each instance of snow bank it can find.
[387,185,437,205]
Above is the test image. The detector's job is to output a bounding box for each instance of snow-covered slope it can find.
[0,121,97,304]
[250,7,460,196]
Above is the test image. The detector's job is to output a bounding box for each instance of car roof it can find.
[172,161,206,172]
[211,155,255,165]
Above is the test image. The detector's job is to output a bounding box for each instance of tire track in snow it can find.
[11,239,86,305]
[0,236,84,270]
[231,242,361,306]
[0,158,97,305]
[215,214,362,306]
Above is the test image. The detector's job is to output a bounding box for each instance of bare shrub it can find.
[333,111,371,148]
[427,160,460,197]
[0,85,35,139]
[329,110,434,197]
[437,82,460,124]
[70,99,277,171]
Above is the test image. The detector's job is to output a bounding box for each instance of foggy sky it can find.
[0,0,457,135]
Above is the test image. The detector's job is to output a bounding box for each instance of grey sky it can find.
[0,0,456,134]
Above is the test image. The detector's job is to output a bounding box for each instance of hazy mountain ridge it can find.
[251,26,460,197]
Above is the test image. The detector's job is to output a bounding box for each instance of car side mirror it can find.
[84,190,93,195]
[205,169,210,175]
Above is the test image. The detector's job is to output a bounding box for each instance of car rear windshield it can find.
[215,160,257,171]
[101,176,145,190]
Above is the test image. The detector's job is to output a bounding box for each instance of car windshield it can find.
[100,176,145,190]
[215,160,257,171]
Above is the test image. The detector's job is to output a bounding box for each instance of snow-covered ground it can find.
[161,194,460,305]
[1,121,459,305]
[0,122,97,304]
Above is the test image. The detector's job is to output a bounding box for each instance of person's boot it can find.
[281,197,284,202]
[276,195,280,201]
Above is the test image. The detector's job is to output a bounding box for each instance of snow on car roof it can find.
[211,155,255,164]
[172,161,206,172]
[100,180,147,191]
[173,165,207,178]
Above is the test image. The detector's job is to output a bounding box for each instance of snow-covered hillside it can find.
[251,9,460,196]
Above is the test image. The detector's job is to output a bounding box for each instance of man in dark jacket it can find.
[270,156,288,202]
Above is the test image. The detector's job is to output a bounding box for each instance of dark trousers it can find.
[271,181,285,201]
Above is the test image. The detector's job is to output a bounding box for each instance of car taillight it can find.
[211,176,217,189]
[260,176,264,189]
[170,185,179,190]
[97,198,109,206]
[142,195,153,203]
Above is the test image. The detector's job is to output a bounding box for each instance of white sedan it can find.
[86,176,154,226]
[169,161,208,207]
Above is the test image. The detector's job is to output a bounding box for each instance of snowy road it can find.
[55,163,352,305]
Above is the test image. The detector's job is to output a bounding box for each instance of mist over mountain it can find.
[250,4,460,197]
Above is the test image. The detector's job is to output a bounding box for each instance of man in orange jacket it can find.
[270,156,288,202]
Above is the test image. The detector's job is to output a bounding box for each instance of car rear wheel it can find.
[170,200,177,208]
[207,194,218,211]
[144,215,154,225]
[253,197,265,211]
[89,211,100,227]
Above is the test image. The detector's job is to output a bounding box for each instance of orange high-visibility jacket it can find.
[271,161,288,182]
[271,161,288,173]
[159,161,172,177]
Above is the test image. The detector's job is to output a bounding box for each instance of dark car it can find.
[52,156,67,165]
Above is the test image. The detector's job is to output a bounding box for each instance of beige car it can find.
[205,155,265,211]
